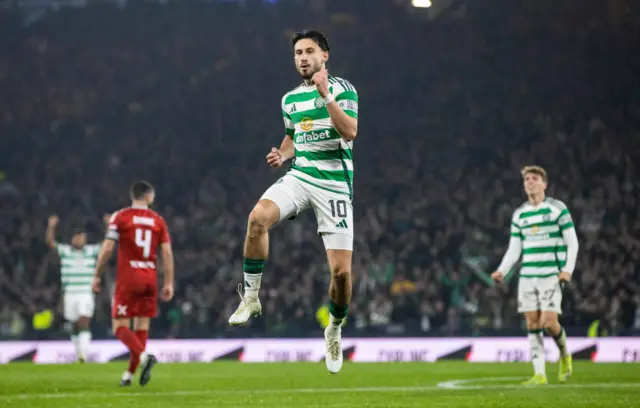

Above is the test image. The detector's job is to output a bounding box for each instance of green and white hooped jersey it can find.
[57,244,101,295]
[281,76,358,199]
[510,197,575,278]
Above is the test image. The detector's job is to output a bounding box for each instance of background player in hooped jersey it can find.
[46,214,110,363]
[92,180,175,387]
[492,166,579,386]
[228,30,358,374]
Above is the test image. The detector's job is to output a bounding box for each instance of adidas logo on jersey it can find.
[335,220,348,229]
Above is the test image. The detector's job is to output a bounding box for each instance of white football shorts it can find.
[517,275,563,314]
[63,293,95,322]
[261,174,353,251]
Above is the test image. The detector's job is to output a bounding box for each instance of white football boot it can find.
[324,325,343,374]
[228,283,262,326]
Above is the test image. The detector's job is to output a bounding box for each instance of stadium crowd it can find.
[1,0,639,339]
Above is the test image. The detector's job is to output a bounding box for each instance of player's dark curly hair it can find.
[291,30,330,52]
[130,180,154,200]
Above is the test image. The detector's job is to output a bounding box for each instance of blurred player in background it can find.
[93,180,174,387]
[228,30,359,374]
[46,213,110,362]
[492,166,579,385]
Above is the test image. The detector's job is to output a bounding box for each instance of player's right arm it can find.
[266,96,296,168]
[93,239,115,293]
[92,212,120,292]
[158,217,174,301]
[266,136,295,168]
[45,215,59,249]
[492,212,523,282]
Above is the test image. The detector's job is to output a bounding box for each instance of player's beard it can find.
[299,63,320,83]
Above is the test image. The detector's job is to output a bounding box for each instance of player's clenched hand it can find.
[161,283,174,302]
[558,271,571,282]
[266,147,284,168]
[311,65,329,98]
[48,215,59,227]
[92,276,101,293]
[491,271,504,283]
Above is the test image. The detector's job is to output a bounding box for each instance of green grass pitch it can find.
[1,362,639,407]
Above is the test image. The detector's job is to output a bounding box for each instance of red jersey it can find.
[106,206,170,284]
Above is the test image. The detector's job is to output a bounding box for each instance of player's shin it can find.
[528,329,546,376]
[115,327,144,357]
[76,317,91,361]
[229,230,266,325]
[324,265,350,374]
[78,330,91,361]
[328,300,348,332]
[550,325,572,381]
[126,354,139,377]
[550,326,568,357]
[135,330,148,349]
[70,326,81,360]
[242,258,264,299]
[127,331,148,374]
[328,268,351,333]
[242,211,270,299]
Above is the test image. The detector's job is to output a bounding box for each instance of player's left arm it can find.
[92,212,119,292]
[558,207,579,282]
[159,217,174,301]
[45,215,60,249]
[312,67,358,141]
[267,96,296,166]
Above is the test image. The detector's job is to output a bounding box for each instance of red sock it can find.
[135,330,148,349]
[127,330,149,373]
[115,327,144,359]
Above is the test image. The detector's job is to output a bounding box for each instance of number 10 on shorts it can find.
[329,199,347,218]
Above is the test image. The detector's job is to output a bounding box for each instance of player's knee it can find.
[111,321,127,335]
[77,318,90,330]
[540,316,557,330]
[525,317,540,330]
[526,322,540,331]
[330,265,351,282]
[247,206,274,236]
[133,317,151,331]
[247,211,269,236]
[540,319,552,331]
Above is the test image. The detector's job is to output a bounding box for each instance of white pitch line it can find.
[437,377,526,389]
[1,381,640,400]
[2,387,434,401]
[436,377,640,390]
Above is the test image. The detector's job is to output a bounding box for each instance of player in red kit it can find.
[92,180,174,387]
